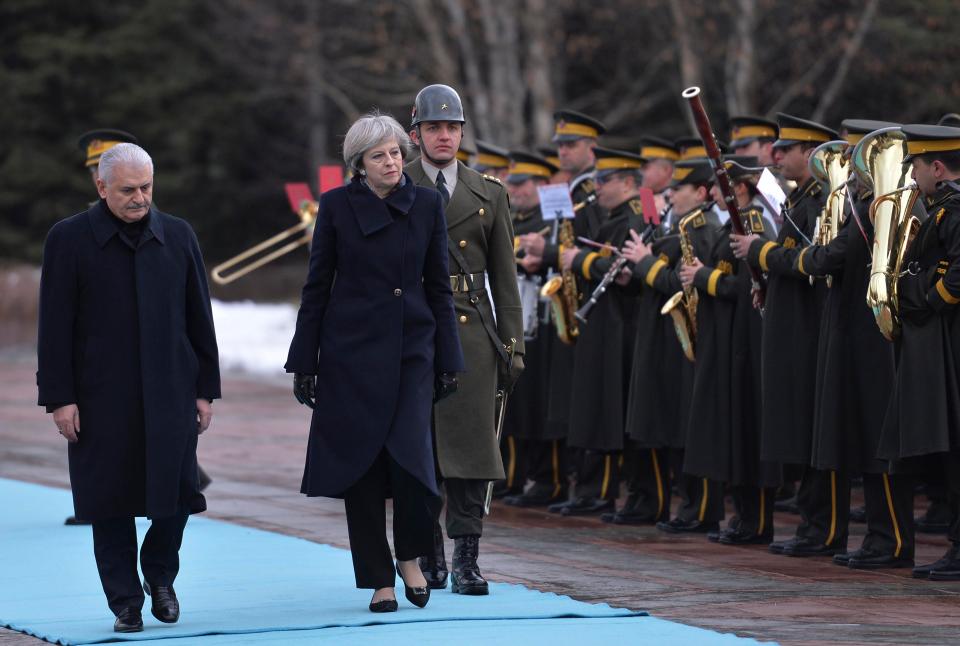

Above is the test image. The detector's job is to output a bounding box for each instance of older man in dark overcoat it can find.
[37,143,220,633]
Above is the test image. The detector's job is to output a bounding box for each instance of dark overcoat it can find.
[879,185,960,459]
[406,160,523,480]
[685,208,778,486]
[285,175,464,496]
[797,196,895,473]
[746,178,826,464]
[37,200,220,521]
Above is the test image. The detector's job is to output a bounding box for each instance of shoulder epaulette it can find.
[743,207,765,234]
[580,179,595,194]
[936,207,947,226]
[482,174,502,185]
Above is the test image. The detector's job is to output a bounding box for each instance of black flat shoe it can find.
[113,607,143,633]
[846,547,914,570]
[656,518,719,534]
[369,598,398,613]
[143,582,180,623]
[718,528,774,545]
[396,562,430,608]
[782,536,847,558]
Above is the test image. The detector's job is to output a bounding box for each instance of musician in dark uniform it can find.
[878,124,960,580]
[500,152,568,508]
[551,147,643,515]
[729,117,779,166]
[639,137,679,214]
[730,114,836,556]
[626,159,723,533]
[514,110,607,512]
[792,120,915,569]
[681,157,778,544]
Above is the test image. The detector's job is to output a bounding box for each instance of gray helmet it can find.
[411,84,465,127]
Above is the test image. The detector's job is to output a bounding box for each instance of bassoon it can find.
[682,86,767,307]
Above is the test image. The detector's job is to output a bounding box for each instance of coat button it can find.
[459,240,467,248]
[478,208,485,217]
[459,315,468,324]
[394,289,402,296]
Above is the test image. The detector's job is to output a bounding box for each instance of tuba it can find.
[809,140,852,286]
[540,195,595,344]
[852,127,921,341]
[660,209,701,362]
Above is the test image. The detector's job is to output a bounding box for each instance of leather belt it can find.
[450,272,486,293]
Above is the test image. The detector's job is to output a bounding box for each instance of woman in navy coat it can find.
[285,113,464,612]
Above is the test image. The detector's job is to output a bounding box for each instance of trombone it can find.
[210,200,318,285]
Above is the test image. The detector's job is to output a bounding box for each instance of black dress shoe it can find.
[560,497,615,516]
[707,530,722,543]
[773,495,799,514]
[396,562,430,608]
[143,582,180,623]
[547,498,574,513]
[656,518,719,534]
[718,528,774,546]
[832,551,852,566]
[369,598,398,613]
[846,547,914,570]
[64,516,91,526]
[504,485,565,508]
[782,536,846,557]
[918,544,960,580]
[611,511,658,525]
[849,505,867,524]
[451,536,488,595]
[418,524,448,590]
[114,607,143,633]
[768,536,799,555]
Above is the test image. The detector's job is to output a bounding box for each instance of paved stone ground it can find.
[2,353,959,645]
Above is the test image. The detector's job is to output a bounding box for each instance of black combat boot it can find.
[451,535,489,595]
[418,523,449,589]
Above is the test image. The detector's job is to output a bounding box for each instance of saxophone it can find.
[541,218,580,344]
[660,209,701,362]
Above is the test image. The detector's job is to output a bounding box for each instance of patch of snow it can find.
[211,299,297,380]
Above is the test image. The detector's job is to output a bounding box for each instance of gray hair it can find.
[98,143,153,184]
[342,112,410,174]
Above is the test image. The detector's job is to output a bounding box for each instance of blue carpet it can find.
[0,478,765,645]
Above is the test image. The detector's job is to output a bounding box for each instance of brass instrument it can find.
[541,218,580,344]
[210,200,318,285]
[660,210,701,362]
[809,141,852,286]
[851,127,921,341]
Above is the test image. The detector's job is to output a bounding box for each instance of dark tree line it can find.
[1,0,958,264]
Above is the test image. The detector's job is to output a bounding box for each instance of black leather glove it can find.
[498,353,525,393]
[293,373,317,409]
[434,372,458,403]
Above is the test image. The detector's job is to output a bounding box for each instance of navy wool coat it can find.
[36,200,221,521]
[285,174,464,497]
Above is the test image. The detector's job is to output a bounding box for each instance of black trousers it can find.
[794,467,850,547]
[441,477,487,538]
[620,445,671,521]
[942,451,960,543]
[344,450,440,589]
[860,472,915,557]
[674,472,725,523]
[525,438,568,498]
[92,513,189,615]
[731,486,776,536]
[574,449,621,501]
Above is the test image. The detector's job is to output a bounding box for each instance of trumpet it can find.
[210,200,318,285]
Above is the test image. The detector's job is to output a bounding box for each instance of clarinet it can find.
[574,222,655,324]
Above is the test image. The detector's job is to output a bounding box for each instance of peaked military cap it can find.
[552,109,606,142]
[671,159,715,188]
[840,119,901,147]
[507,151,558,184]
[729,116,778,148]
[902,124,960,162]
[77,129,138,168]
[473,140,510,172]
[537,146,561,169]
[675,136,729,161]
[638,136,679,162]
[721,155,762,182]
[772,113,837,148]
[456,140,477,164]
[593,146,644,180]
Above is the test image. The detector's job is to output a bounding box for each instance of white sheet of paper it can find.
[757,169,786,217]
[538,183,576,221]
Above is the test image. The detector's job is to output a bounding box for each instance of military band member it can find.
[878,124,960,580]
[501,152,568,508]
[626,160,724,533]
[456,140,476,165]
[406,84,525,595]
[729,116,778,166]
[639,136,679,215]
[730,113,837,556]
[473,140,511,183]
[791,120,915,568]
[681,157,778,544]
[552,147,642,515]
